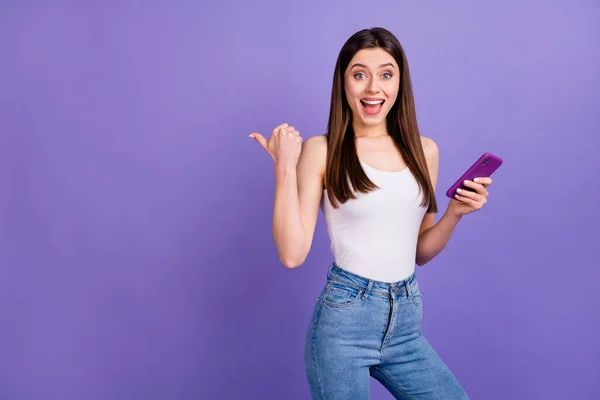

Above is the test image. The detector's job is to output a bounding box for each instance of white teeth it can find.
[362,100,384,105]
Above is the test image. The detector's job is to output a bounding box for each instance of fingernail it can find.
[474,178,480,183]
[457,188,463,193]
[463,180,468,185]
[249,134,254,138]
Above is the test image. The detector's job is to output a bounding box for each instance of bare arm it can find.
[273,135,326,268]
[415,137,463,266]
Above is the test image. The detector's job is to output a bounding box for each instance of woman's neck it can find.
[352,119,388,138]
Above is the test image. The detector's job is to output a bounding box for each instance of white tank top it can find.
[321,159,429,283]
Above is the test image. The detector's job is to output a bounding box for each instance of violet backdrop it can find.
[1,1,599,399]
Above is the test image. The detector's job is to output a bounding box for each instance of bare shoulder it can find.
[299,134,328,175]
[420,135,439,184]
[302,134,328,155]
[420,135,439,160]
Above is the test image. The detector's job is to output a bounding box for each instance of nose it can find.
[367,76,380,93]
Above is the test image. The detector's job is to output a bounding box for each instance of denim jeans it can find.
[304,263,469,399]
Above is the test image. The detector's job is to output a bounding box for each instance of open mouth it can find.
[360,99,385,115]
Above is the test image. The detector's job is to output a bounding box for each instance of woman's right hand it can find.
[249,123,303,168]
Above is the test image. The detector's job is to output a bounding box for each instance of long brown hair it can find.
[324,27,437,213]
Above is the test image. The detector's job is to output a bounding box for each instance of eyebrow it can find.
[350,62,396,70]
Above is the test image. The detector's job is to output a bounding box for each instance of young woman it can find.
[250,27,491,399]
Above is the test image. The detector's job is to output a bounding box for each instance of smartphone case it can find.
[446,153,503,199]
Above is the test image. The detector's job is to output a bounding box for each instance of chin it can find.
[361,118,385,127]
[357,111,389,127]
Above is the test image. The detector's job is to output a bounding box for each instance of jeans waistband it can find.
[326,262,418,299]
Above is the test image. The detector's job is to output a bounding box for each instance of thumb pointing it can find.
[249,132,268,150]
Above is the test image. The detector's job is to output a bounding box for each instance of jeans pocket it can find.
[412,293,423,306]
[322,281,363,308]
[411,281,423,306]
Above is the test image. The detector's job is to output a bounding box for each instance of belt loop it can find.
[327,262,334,278]
[362,280,374,300]
[405,278,413,298]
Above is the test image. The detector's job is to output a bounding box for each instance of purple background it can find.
[1,1,599,399]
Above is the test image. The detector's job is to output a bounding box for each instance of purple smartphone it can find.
[446,152,503,199]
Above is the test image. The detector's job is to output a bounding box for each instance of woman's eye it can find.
[354,73,365,80]
[382,73,392,79]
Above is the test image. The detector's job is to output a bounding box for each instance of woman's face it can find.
[344,48,400,130]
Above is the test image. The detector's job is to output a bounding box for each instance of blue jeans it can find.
[304,263,469,399]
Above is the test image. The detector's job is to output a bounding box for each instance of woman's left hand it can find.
[447,177,493,217]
